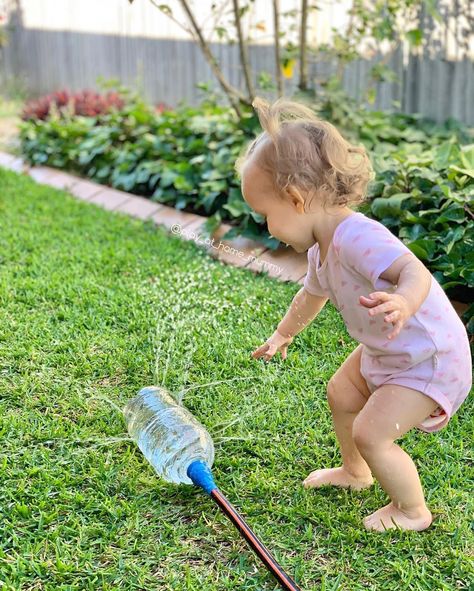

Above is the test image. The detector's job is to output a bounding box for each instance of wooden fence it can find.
[1,1,472,125]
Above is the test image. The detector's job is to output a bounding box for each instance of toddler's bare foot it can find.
[302,466,374,491]
[363,502,432,532]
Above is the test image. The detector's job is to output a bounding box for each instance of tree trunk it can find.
[272,0,283,96]
[232,0,255,103]
[299,0,308,92]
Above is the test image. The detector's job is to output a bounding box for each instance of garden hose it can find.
[187,460,302,591]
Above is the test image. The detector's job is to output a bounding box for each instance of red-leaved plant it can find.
[21,89,125,120]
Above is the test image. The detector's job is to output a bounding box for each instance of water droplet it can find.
[88,394,123,415]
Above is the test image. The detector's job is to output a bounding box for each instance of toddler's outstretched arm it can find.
[251,288,327,362]
[277,287,328,339]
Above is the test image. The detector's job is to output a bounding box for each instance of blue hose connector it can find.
[187,460,217,494]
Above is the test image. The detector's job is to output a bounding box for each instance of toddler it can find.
[235,97,472,532]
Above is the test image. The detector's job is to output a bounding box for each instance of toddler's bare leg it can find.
[352,384,438,532]
[303,345,374,490]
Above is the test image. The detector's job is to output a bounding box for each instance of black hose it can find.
[210,488,302,591]
[187,460,302,590]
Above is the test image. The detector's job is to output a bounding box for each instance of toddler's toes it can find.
[303,467,373,490]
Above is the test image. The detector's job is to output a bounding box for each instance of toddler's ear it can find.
[284,185,306,212]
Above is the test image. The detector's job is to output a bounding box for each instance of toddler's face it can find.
[240,159,312,253]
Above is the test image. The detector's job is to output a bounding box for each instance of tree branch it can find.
[232,0,255,102]
[272,0,283,96]
[148,0,194,38]
[299,0,308,91]
[177,0,251,117]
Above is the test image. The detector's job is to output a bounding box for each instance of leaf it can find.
[440,226,465,254]
[281,59,295,79]
[367,179,386,197]
[407,238,437,261]
[202,168,226,181]
[406,29,423,46]
[200,179,227,193]
[450,165,474,179]
[174,195,188,210]
[432,142,460,170]
[435,203,466,224]
[366,88,376,105]
[189,154,206,165]
[250,211,266,224]
[199,191,220,214]
[159,169,177,188]
[424,0,444,24]
[158,4,172,16]
[460,144,474,169]
[371,193,412,217]
[459,268,474,285]
[222,199,250,217]
[174,175,194,192]
[399,223,427,241]
[202,213,222,236]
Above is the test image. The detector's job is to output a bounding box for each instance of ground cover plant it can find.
[0,168,472,590]
[17,83,474,339]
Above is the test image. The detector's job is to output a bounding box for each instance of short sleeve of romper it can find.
[338,217,413,290]
[303,245,327,296]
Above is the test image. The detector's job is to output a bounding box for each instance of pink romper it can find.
[303,211,472,433]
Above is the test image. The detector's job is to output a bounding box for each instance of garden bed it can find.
[14,85,474,339]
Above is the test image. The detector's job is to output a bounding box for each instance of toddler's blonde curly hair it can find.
[235,97,375,211]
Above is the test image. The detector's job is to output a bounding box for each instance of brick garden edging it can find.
[0,150,469,320]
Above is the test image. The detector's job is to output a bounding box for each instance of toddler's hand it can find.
[251,329,294,362]
[359,291,411,340]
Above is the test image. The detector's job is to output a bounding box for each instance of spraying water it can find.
[123,385,302,591]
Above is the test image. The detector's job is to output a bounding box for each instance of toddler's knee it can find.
[326,377,341,410]
[352,420,372,452]
[352,416,390,454]
[327,375,367,414]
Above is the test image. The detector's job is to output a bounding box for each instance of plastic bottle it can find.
[123,386,215,485]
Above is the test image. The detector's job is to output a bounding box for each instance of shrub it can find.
[19,89,265,244]
[21,89,125,121]
[360,140,473,336]
[18,85,473,337]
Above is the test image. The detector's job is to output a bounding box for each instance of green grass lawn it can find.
[0,168,472,590]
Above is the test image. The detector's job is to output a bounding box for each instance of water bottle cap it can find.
[187,460,217,494]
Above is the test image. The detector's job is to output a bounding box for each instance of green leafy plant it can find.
[361,140,473,336]
[18,84,473,336]
[19,84,274,246]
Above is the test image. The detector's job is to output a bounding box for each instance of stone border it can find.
[0,152,469,321]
